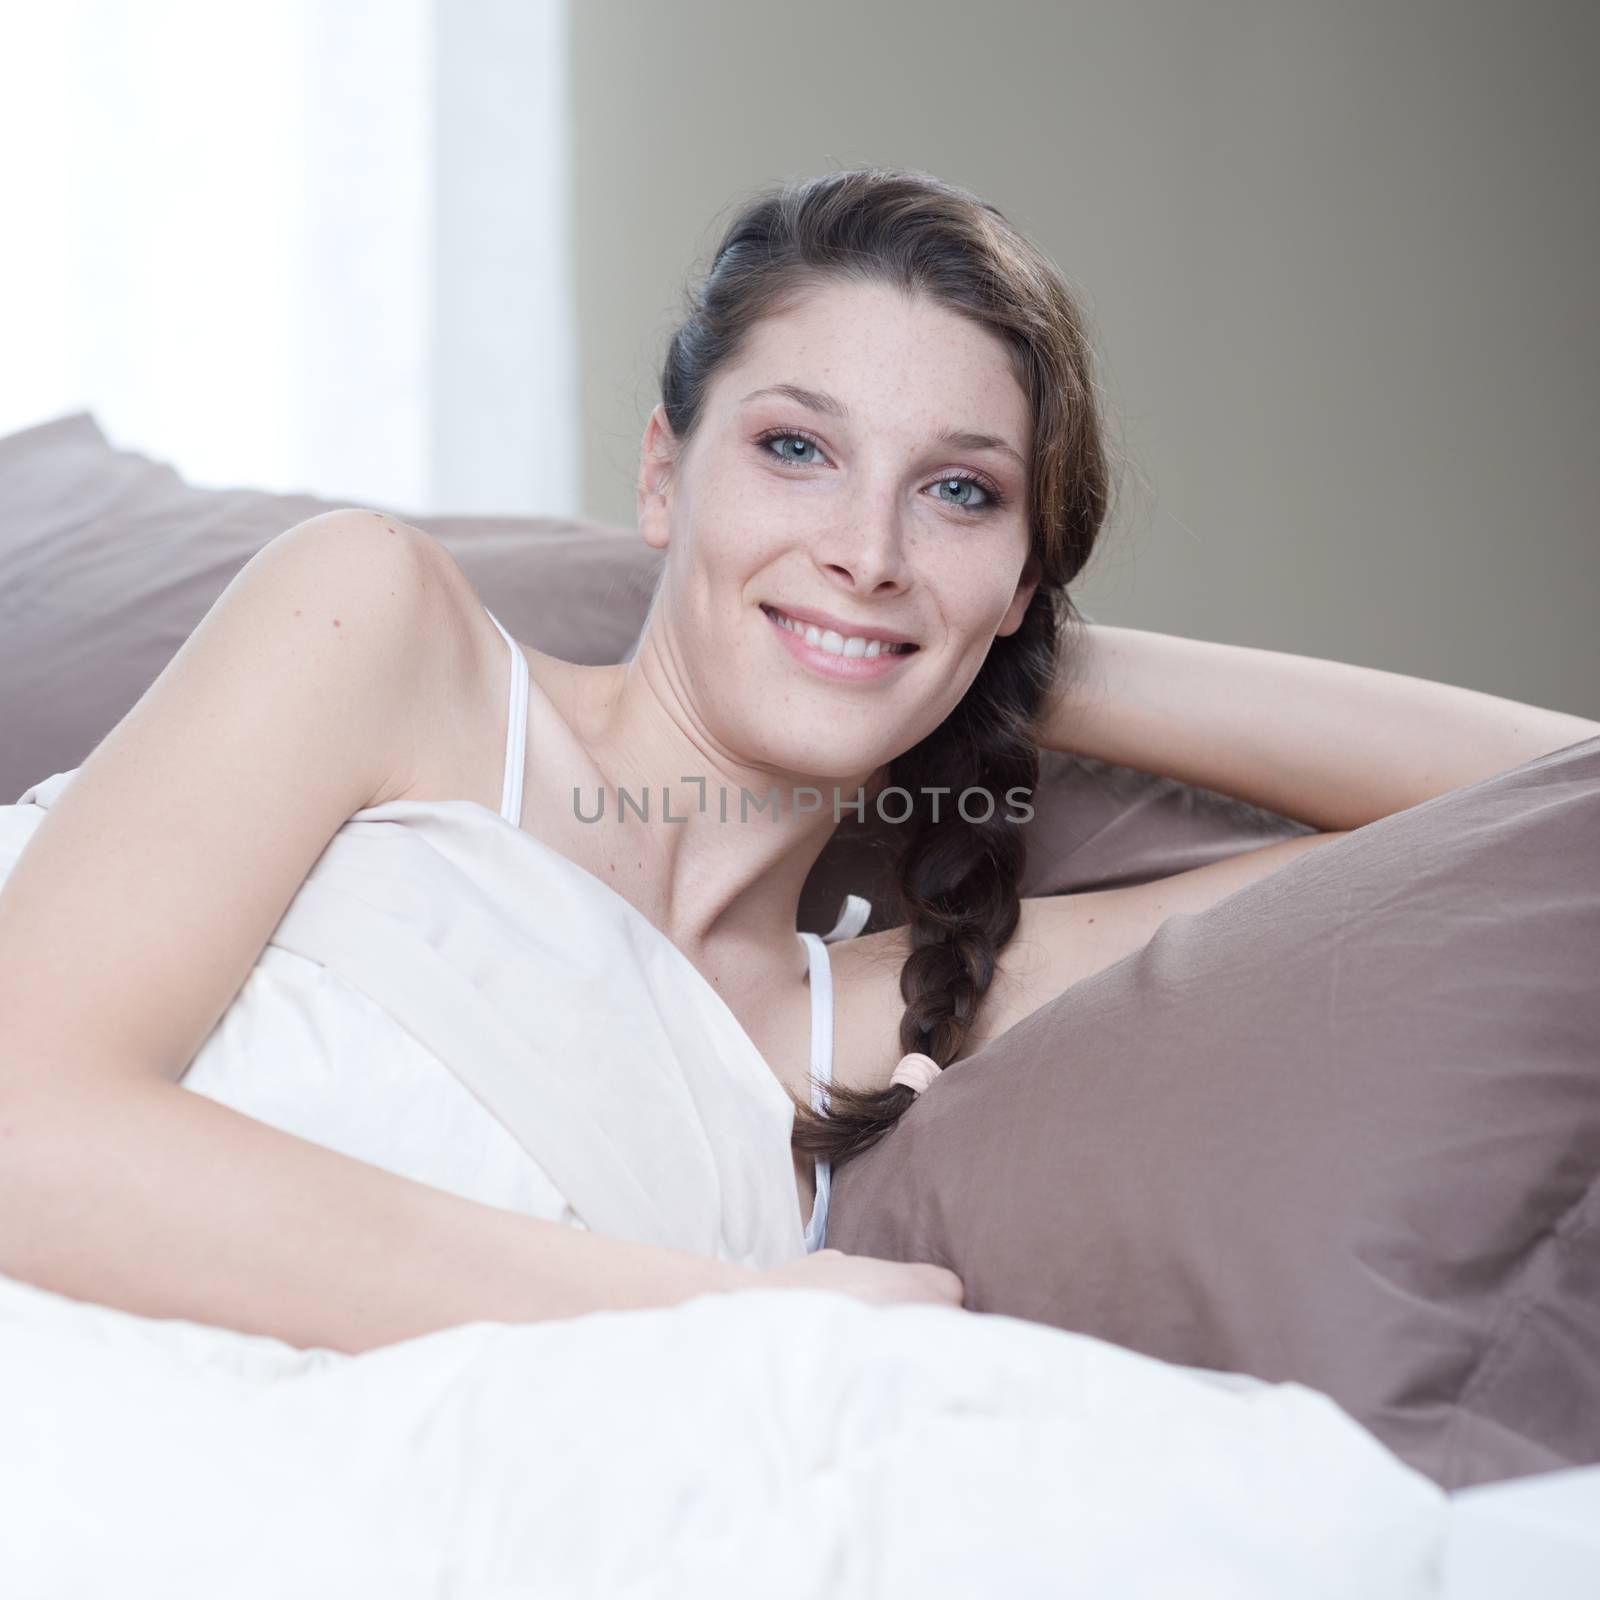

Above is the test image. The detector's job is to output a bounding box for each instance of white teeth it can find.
[769,607,906,658]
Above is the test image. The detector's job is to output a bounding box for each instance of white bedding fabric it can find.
[2,767,1449,1592]
[3,769,815,1267]
[0,1270,1449,1598]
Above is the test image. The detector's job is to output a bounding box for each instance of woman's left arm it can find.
[1036,624,1600,832]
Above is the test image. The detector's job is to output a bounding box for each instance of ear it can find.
[995,550,1043,638]
[637,404,679,554]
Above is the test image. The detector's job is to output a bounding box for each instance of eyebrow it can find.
[739,383,1026,471]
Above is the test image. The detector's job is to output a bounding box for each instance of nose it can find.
[813,488,911,598]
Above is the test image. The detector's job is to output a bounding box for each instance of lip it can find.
[760,601,917,648]
[761,603,919,682]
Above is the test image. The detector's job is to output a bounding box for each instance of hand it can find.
[748,1247,967,1310]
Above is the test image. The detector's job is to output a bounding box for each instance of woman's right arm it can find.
[0,1074,753,1352]
[0,512,960,1345]
[0,1074,964,1350]
[0,511,740,1349]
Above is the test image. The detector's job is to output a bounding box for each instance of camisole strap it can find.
[821,892,872,942]
[482,608,529,829]
[798,928,835,1253]
[798,930,835,1120]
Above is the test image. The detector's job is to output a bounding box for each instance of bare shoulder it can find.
[345,517,551,811]
[332,510,491,661]
[829,829,1352,1090]
[191,508,482,808]
[0,508,480,1098]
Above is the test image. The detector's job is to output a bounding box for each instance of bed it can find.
[1,411,1595,1596]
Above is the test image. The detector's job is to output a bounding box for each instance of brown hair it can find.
[655,166,1122,1171]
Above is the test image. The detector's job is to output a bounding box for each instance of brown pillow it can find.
[826,733,1600,1494]
[0,411,1310,910]
[0,412,659,804]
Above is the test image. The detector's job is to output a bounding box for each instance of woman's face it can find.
[637,277,1039,785]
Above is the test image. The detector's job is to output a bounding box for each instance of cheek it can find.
[935,563,1023,636]
[696,492,790,573]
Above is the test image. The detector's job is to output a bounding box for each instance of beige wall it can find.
[571,0,1597,712]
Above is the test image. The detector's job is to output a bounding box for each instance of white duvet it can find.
[1,775,1449,1593]
[0,1268,1448,1598]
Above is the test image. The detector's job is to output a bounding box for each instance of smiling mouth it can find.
[759,604,919,658]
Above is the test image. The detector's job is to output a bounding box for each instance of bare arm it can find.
[0,512,750,1351]
[0,1076,752,1355]
[1037,624,1600,831]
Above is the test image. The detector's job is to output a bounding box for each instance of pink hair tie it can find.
[890,1051,941,1094]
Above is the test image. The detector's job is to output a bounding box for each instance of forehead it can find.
[712,278,1030,447]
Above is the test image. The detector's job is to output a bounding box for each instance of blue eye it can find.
[753,427,1008,515]
[762,431,823,467]
[930,476,993,512]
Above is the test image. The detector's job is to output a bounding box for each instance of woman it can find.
[1,168,1592,1355]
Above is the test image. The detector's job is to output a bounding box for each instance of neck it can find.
[549,641,876,967]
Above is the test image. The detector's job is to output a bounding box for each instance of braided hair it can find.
[656,166,1122,1169]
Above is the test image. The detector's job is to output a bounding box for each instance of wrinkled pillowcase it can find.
[827,734,1600,1494]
